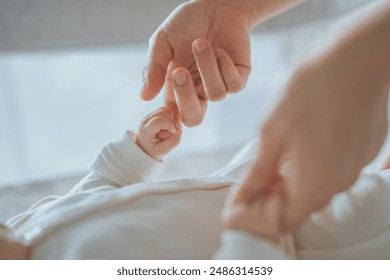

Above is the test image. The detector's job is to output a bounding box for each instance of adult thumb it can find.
[141,30,173,101]
[234,128,283,204]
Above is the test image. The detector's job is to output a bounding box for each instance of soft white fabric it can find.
[6,132,390,260]
[214,230,290,259]
[295,170,390,259]
[221,170,390,260]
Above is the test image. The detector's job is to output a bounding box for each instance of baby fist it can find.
[136,107,182,160]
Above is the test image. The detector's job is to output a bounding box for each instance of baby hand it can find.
[136,107,182,160]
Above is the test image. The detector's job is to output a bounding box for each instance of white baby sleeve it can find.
[7,131,162,228]
[70,131,162,192]
[294,171,390,259]
[213,230,290,260]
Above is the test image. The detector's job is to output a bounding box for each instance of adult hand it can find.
[234,2,390,228]
[237,58,388,229]
[141,0,253,126]
[222,182,286,244]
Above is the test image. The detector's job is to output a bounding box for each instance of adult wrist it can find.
[217,0,267,28]
[329,1,390,87]
[198,0,305,28]
[356,2,389,74]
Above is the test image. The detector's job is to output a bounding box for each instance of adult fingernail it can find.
[174,71,187,86]
[141,67,148,93]
[194,39,207,53]
[140,82,148,99]
[141,80,147,91]
[142,65,149,84]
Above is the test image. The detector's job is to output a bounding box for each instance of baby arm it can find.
[136,107,182,161]
[6,107,183,239]
[69,107,182,193]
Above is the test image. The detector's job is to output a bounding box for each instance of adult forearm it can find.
[240,0,307,26]
[355,1,390,81]
[321,1,390,87]
[198,0,306,28]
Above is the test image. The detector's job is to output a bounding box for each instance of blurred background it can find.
[0,0,378,192]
